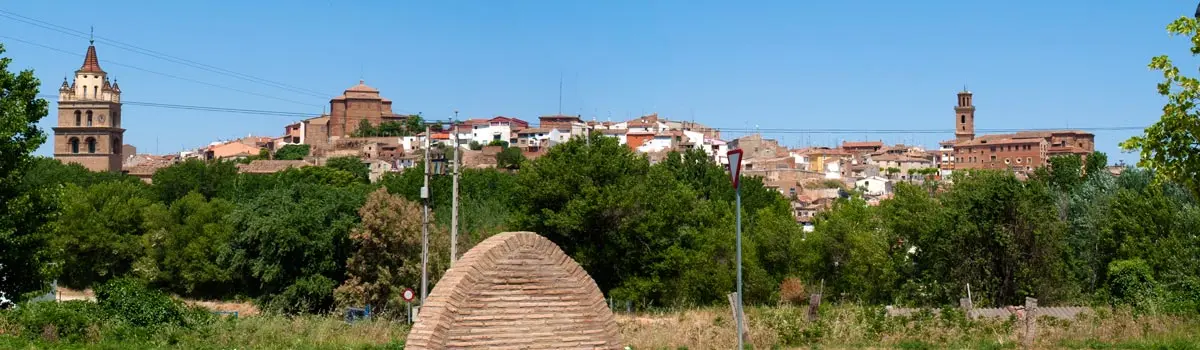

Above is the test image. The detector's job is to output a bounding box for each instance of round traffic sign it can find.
[402,288,415,302]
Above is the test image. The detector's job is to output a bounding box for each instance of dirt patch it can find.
[186,300,261,317]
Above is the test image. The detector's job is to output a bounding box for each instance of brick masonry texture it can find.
[406,231,622,349]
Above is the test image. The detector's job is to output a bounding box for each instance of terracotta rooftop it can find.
[305,115,330,125]
[517,127,550,134]
[600,129,626,135]
[872,153,932,163]
[345,80,379,93]
[79,44,103,73]
[842,141,884,148]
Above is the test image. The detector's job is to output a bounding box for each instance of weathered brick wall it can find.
[406,231,621,349]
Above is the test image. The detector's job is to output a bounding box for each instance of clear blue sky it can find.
[3,1,1198,164]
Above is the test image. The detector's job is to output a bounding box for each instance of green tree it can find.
[325,156,369,183]
[275,165,361,187]
[138,192,236,298]
[152,159,239,202]
[53,181,155,289]
[468,141,483,150]
[0,43,55,300]
[805,196,897,304]
[1085,151,1109,178]
[404,115,424,135]
[223,183,363,313]
[488,140,509,148]
[1121,16,1200,198]
[1044,154,1085,192]
[496,146,525,170]
[275,144,311,161]
[930,170,1070,305]
[334,188,448,315]
[376,121,407,136]
[351,119,377,137]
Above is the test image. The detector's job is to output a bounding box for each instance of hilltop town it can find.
[50,41,1110,229]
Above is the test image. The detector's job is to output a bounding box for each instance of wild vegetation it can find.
[4,12,1200,347]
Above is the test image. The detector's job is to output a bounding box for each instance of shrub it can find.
[779,277,806,305]
[1107,259,1159,310]
[6,300,104,342]
[468,141,483,151]
[94,278,190,327]
[487,140,509,148]
[265,275,337,315]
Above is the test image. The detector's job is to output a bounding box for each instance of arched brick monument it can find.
[406,231,621,349]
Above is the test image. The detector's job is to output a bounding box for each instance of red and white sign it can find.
[401,288,416,302]
[727,149,744,189]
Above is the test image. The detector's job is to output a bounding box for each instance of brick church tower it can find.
[954,88,975,142]
[53,40,125,172]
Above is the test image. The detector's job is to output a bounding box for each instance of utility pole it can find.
[451,111,461,265]
[420,124,431,307]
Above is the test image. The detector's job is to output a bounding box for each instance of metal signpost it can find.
[402,287,417,323]
[726,148,746,349]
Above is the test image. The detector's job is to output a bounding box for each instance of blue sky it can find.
[2,1,1198,163]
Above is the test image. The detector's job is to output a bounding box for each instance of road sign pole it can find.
[726,148,746,350]
[735,182,743,349]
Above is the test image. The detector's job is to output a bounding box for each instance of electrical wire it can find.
[0,9,329,99]
[4,35,321,107]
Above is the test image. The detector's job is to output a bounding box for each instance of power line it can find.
[36,94,312,118]
[34,93,1148,132]
[6,35,321,107]
[0,9,329,99]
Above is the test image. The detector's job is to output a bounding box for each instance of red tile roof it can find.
[842,141,883,148]
[79,44,103,73]
[345,80,379,93]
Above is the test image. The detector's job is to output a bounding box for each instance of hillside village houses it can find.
[61,36,1090,226]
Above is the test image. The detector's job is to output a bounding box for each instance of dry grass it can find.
[616,305,1200,349]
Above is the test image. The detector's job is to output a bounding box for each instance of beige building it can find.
[53,41,125,172]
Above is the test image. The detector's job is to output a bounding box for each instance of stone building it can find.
[300,81,408,149]
[53,41,125,172]
[947,89,1094,173]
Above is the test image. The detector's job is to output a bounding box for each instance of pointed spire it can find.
[79,43,103,73]
[60,77,70,91]
[90,26,94,45]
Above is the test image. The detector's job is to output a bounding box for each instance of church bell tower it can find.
[53,38,125,172]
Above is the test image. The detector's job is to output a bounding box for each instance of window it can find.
[1027,157,1032,164]
[86,137,96,153]
[82,86,87,98]
[69,137,79,153]
[74,110,81,126]
[112,137,120,153]
[93,86,98,98]
[1005,158,1011,164]
[990,155,997,161]
[990,146,995,153]
[1016,157,1022,164]
[961,115,965,123]
[86,111,93,126]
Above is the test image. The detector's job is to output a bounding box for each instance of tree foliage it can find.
[324,156,369,183]
[223,183,363,314]
[151,159,238,203]
[334,188,448,315]
[274,144,310,161]
[0,43,54,301]
[138,192,236,298]
[1122,16,1200,198]
[53,182,155,289]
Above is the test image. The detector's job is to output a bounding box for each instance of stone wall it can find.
[406,231,621,349]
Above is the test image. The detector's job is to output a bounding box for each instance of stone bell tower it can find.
[53,38,125,172]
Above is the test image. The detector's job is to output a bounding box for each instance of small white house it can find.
[855,175,892,196]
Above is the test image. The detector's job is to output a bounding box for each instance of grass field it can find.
[1,304,1198,349]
